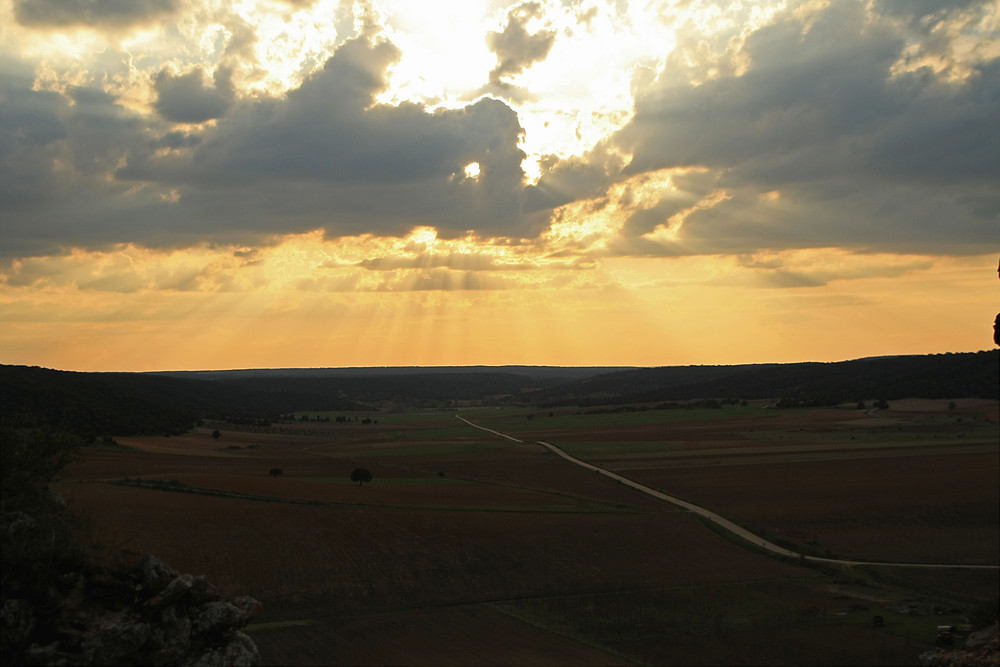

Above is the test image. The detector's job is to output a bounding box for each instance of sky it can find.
[0,0,997,372]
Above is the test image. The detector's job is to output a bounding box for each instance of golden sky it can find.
[0,0,998,371]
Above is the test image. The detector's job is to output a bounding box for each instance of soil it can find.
[54,404,997,665]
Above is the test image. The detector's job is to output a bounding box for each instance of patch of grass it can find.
[835,605,967,644]
[293,476,473,486]
[554,440,681,457]
[315,441,512,458]
[746,419,998,445]
[380,426,485,440]
[469,405,757,432]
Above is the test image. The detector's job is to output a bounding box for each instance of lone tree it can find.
[350,468,373,486]
[211,430,221,439]
[269,468,283,478]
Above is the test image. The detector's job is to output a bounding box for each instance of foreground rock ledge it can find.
[919,622,999,667]
[4,554,261,666]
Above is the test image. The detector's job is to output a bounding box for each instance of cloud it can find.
[154,66,235,124]
[0,33,551,257]
[0,61,65,210]
[1,0,996,266]
[150,131,202,150]
[372,268,513,292]
[875,0,984,24]
[486,1,556,88]
[13,0,178,28]
[120,34,544,239]
[0,58,157,256]
[524,152,622,212]
[605,1,999,256]
[358,253,506,272]
[731,251,935,289]
[2,245,210,293]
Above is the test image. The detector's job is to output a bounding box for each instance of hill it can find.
[0,365,584,437]
[2,352,996,438]
[526,351,999,407]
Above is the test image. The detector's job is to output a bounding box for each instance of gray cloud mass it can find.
[608,1,999,255]
[14,0,178,28]
[0,1,997,260]
[154,67,236,124]
[487,2,556,87]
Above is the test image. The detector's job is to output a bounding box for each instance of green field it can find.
[463,404,759,431]
[292,475,474,485]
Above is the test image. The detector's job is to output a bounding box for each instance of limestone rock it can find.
[140,554,179,594]
[4,553,262,666]
[191,632,259,667]
[919,622,999,667]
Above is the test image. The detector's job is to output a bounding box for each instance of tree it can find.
[1,428,88,646]
[350,468,372,486]
[211,429,221,439]
[269,468,283,478]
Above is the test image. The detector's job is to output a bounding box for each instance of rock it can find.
[187,576,215,606]
[148,606,192,664]
[964,622,998,650]
[919,622,999,667]
[191,632,259,667]
[148,573,195,608]
[81,618,151,664]
[193,602,245,637]
[140,554,179,595]
[230,596,264,624]
[5,553,261,666]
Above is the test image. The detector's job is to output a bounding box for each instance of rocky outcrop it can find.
[1,554,261,666]
[919,622,999,667]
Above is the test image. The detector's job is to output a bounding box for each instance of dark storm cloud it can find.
[609,1,999,256]
[154,67,236,124]
[486,2,556,87]
[150,131,201,150]
[14,0,178,28]
[0,55,154,256]
[523,153,622,212]
[128,35,542,240]
[3,1,997,262]
[0,60,65,212]
[0,35,545,257]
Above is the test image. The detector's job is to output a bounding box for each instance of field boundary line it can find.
[455,415,1000,571]
[107,478,630,515]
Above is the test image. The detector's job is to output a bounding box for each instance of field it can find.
[55,399,999,665]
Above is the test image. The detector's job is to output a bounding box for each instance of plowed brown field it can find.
[470,403,999,566]
[251,605,632,666]
[55,402,998,665]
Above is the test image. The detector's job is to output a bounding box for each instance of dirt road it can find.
[456,415,999,571]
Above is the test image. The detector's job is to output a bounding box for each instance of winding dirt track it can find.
[456,415,999,571]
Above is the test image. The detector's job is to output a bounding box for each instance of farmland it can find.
[54,399,998,665]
